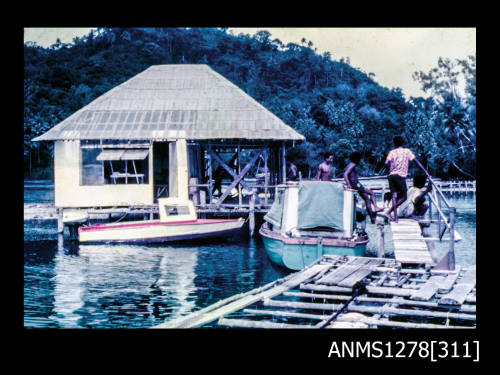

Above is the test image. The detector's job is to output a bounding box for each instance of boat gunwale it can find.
[79,217,244,232]
[259,222,368,248]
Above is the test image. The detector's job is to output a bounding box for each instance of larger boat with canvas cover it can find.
[78,197,245,243]
[259,181,369,270]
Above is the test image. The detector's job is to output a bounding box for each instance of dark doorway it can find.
[153,142,169,202]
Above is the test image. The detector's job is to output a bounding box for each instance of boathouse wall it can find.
[54,140,154,208]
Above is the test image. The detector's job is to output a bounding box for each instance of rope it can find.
[112,212,129,223]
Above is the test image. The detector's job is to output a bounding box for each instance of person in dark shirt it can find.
[344,151,383,224]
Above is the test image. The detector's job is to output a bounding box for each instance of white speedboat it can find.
[78,197,245,243]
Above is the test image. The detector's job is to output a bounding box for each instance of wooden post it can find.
[448,207,456,271]
[428,193,432,221]
[57,207,64,234]
[207,148,213,205]
[264,150,269,206]
[237,145,242,208]
[281,142,286,184]
[57,233,64,252]
[376,223,385,258]
[249,191,256,237]
[437,191,442,238]
[68,224,79,241]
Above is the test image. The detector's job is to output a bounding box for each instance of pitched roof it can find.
[33,64,304,142]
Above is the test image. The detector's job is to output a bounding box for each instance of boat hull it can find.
[78,218,245,244]
[259,224,368,271]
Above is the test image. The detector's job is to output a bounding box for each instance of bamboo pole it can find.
[263,298,344,311]
[365,318,472,329]
[264,149,269,206]
[448,207,456,270]
[376,223,385,258]
[249,191,256,237]
[347,304,475,321]
[243,308,330,321]
[437,192,442,237]
[281,142,286,183]
[237,145,242,208]
[354,296,475,313]
[207,147,213,204]
[282,291,351,301]
[218,318,313,329]
[57,208,64,233]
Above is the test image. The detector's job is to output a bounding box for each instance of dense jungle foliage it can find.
[24,27,476,180]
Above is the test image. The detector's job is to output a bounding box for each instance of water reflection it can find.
[50,234,86,328]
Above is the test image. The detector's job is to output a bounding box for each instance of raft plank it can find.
[316,258,371,285]
[390,217,435,265]
[440,285,475,305]
[410,276,445,300]
[439,266,476,306]
[436,267,462,293]
[337,259,384,287]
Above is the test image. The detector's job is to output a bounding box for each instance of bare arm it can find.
[317,164,322,180]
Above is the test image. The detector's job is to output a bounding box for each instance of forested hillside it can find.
[24,27,476,179]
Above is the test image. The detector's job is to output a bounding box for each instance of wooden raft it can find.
[390,218,435,265]
[153,255,476,329]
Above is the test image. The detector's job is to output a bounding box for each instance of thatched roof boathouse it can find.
[33,64,304,231]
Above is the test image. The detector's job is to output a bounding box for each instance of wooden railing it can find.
[344,174,462,271]
[424,176,462,270]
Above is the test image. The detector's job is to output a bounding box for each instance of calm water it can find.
[24,181,476,328]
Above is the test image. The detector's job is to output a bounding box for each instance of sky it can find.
[24,27,476,99]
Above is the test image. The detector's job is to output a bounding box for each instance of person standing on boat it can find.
[344,151,384,224]
[286,157,298,181]
[383,135,427,222]
[317,153,334,181]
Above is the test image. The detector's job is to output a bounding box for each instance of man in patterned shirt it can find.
[383,135,427,223]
